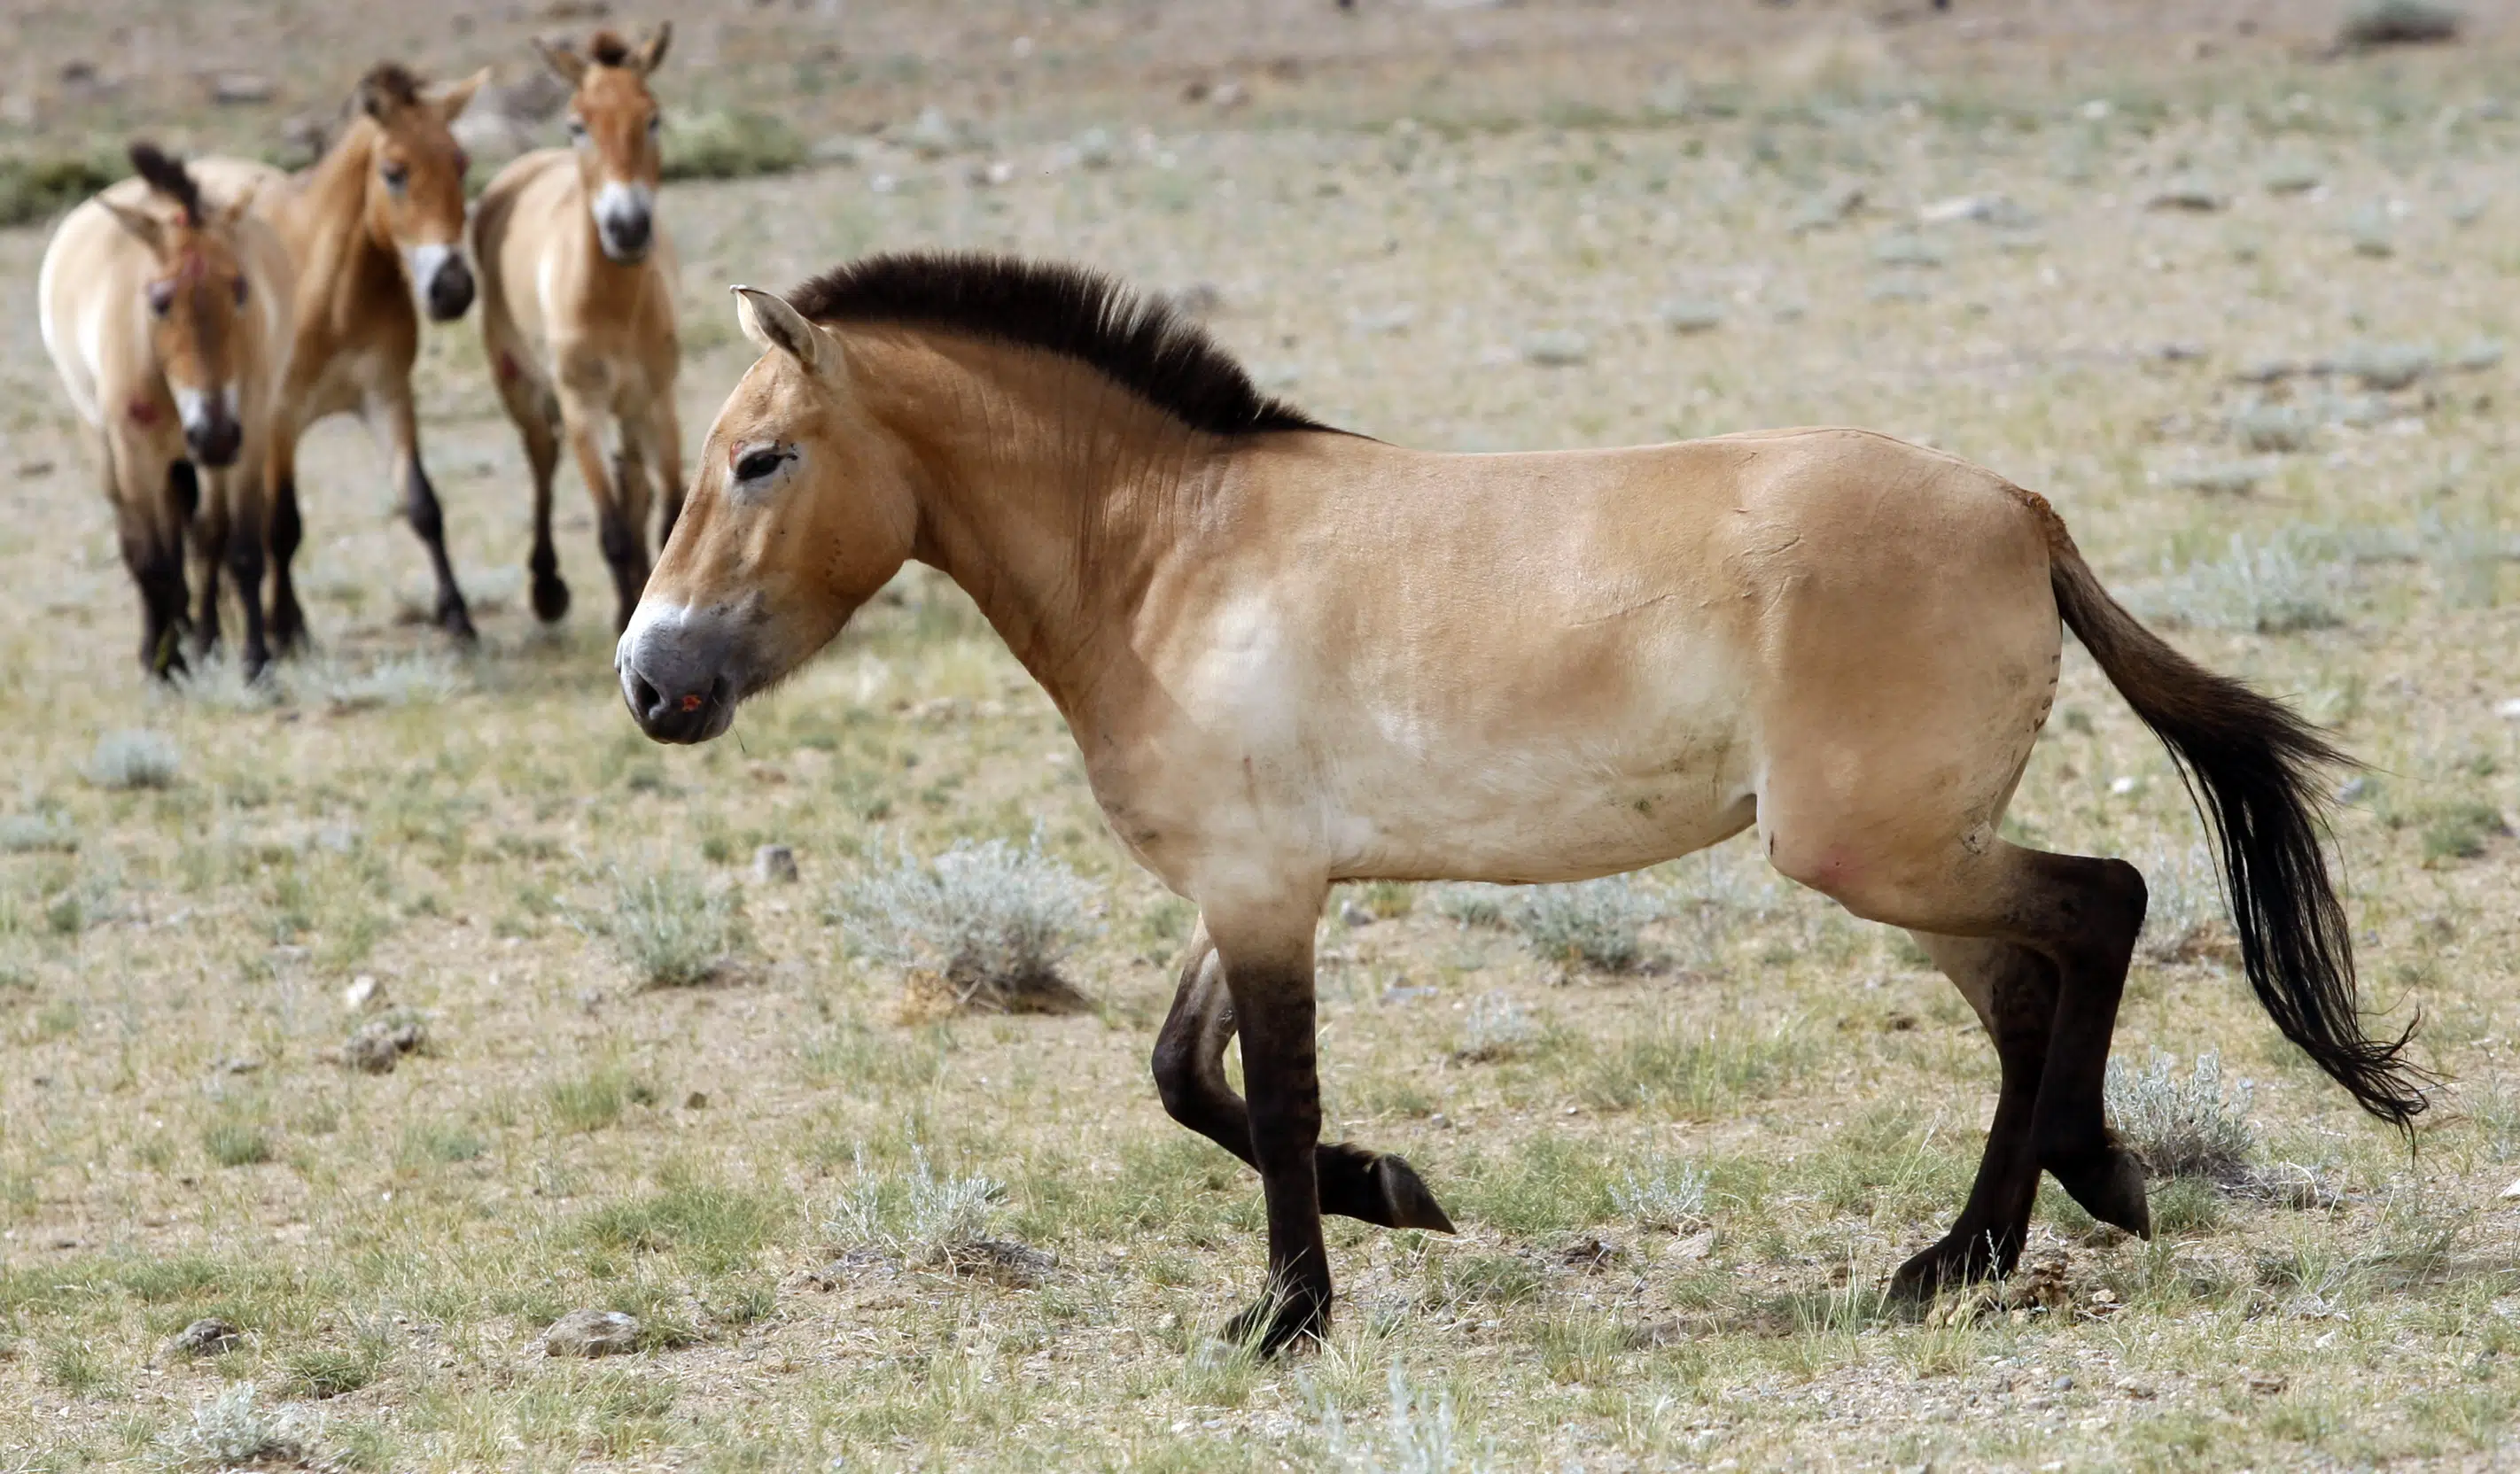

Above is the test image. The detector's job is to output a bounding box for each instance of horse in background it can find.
[39,144,294,679]
[473,23,683,632]
[191,62,487,652]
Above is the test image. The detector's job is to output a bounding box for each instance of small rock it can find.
[937,1237,1056,1287]
[752,845,798,885]
[342,974,385,1012]
[2234,358,2299,384]
[1381,984,1437,1005]
[2230,406,2315,454]
[2496,698,2520,721]
[166,1317,240,1357]
[2450,337,2506,373]
[2337,775,2373,801]
[1559,1235,1624,1269]
[1656,299,1726,334]
[346,1018,425,1075]
[210,74,273,106]
[901,106,961,159]
[2156,342,2207,363]
[2146,177,2227,212]
[2247,1371,2289,1395]
[1337,899,1375,927]
[2331,343,2432,391]
[217,1056,262,1075]
[1520,330,1591,368]
[683,1091,709,1110]
[2501,1175,2520,1199]
[2163,460,2276,495]
[2345,206,2395,257]
[1787,182,1864,234]
[2262,158,2323,195]
[541,1308,642,1357]
[1870,232,1946,268]
[1072,127,1116,170]
[2337,1,2462,50]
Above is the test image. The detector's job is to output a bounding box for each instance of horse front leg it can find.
[370,383,474,641]
[1202,895,1337,1354]
[560,384,647,632]
[1154,921,1455,1233]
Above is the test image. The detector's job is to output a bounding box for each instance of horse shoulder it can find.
[38,202,153,425]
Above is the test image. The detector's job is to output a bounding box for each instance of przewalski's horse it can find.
[473,23,682,631]
[39,144,293,678]
[616,255,2428,1351]
[191,62,488,650]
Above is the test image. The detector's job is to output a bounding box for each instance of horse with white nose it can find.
[620,252,2426,1352]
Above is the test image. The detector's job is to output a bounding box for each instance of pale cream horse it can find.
[473,23,682,631]
[617,256,2426,1350]
[191,62,487,649]
[39,144,293,677]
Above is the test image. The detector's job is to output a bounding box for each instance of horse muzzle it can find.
[616,603,740,744]
[409,244,475,322]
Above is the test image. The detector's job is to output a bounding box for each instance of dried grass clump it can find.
[660,109,806,181]
[1312,1363,1484,1474]
[88,729,180,790]
[840,832,1095,1014]
[2134,840,2233,964]
[293,652,467,711]
[152,1383,314,1469]
[2105,1049,2256,1182]
[1609,1158,1711,1233]
[2135,531,2349,634]
[1507,876,1657,972]
[601,865,748,988]
[1451,993,1538,1062]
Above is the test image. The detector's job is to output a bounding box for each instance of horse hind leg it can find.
[495,364,568,624]
[1891,934,2056,1299]
[1152,925,1455,1234]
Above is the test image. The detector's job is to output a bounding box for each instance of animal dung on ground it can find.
[164,1317,241,1358]
[541,1308,642,1357]
[753,843,799,884]
[346,1018,426,1074]
[936,1237,1056,1287]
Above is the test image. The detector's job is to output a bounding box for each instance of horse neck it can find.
[286,120,393,285]
[845,330,1214,703]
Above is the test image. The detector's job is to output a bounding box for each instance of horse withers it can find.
[38,144,294,679]
[473,23,683,632]
[617,255,2427,1351]
[190,62,488,651]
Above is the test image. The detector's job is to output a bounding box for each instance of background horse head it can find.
[97,144,265,469]
[349,62,486,322]
[536,24,671,265]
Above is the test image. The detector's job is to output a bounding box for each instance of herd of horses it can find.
[37,26,681,678]
[28,23,2431,1354]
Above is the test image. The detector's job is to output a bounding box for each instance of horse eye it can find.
[734,448,789,483]
[232,275,249,307]
[144,282,175,317]
[380,161,409,192]
[647,113,662,135]
[567,117,588,140]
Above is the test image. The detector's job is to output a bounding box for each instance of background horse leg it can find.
[493,351,569,624]
[107,433,189,678]
[1153,924,1454,1232]
[370,384,475,641]
[1891,934,2057,1297]
[221,458,271,679]
[560,384,647,632]
[264,425,307,654]
[178,460,225,660]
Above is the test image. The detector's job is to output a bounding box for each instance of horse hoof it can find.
[532,574,571,624]
[1373,1154,1458,1234]
[1224,1291,1328,1357]
[2048,1139,2151,1239]
[439,600,478,643]
[1889,1235,2001,1300]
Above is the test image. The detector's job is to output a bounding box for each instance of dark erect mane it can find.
[128,142,204,226]
[587,30,632,66]
[783,252,1330,437]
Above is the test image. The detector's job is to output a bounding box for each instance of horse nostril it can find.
[630,672,664,718]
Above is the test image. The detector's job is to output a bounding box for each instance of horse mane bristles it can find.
[587,30,633,66]
[127,142,204,227]
[356,62,425,112]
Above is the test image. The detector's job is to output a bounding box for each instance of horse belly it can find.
[1323,715,1760,884]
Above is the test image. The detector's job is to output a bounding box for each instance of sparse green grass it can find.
[600,866,749,989]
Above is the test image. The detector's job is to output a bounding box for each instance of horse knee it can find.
[406,466,445,542]
[1149,1033,1205,1127]
[597,509,639,568]
[269,482,303,559]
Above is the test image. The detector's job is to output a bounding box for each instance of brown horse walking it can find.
[191,62,487,650]
[473,23,683,631]
[616,255,2427,1350]
[39,144,294,678]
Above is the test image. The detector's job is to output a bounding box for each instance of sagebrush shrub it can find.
[839,831,1094,1007]
[2105,1049,2255,1181]
[1508,876,1657,972]
[88,729,179,790]
[603,866,747,988]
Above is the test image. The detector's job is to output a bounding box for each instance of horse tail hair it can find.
[128,141,204,227]
[2041,509,2430,1131]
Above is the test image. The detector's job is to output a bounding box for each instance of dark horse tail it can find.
[2043,519,2430,1130]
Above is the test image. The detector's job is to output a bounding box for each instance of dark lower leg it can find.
[268,476,306,653]
[1213,948,1331,1353]
[173,463,222,656]
[1152,935,1453,1232]
[524,410,568,623]
[1895,939,2057,1297]
[405,458,474,640]
[2029,857,2151,1237]
[225,513,269,679]
[123,532,189,679]
[597,507,649,634]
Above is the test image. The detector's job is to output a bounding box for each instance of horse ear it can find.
[213,182,261,232]
[536,37,589,87]
[634,20,673,76]
[100,199,168,256]
[431,67,491,122]
[731,285,828,374]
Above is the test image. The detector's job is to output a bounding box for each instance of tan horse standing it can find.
[473,24,682,631]
[39,144,293,677]
[191,63,487,650]
[617,256,2426,1351]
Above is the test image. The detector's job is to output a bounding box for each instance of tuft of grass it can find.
[1451,993,1538,1062]
[599,865,748,989]
[1431,884,1511,928]
[87,729,181,790]
[398,1121,486,1166]
[2134,839,2228,963]
[2136,531,2349,634]
[201,1115,274,1169]
[1609,1158,1711,1232]
[0,148,118,229]
[2418,801,2506,864]
[154,1384,310,1468]
[43,1338,114,1396]
[548,1066,659,1133]
[1581,1016,1808,1118]
[1506,877,1656,972]
[579,1177,786,1275]
[279,1332,390,1400]
[660,109,808,182]
[0,811,78,853]
[2151,1175,2226,1236]
[1311,1362,1484,1474]
[2106,1050,2255,1182]
[1457,1135,1618,1233]
[824,1145,1005,1259]
[838,831,1095,1010]
[293,652,466,711]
